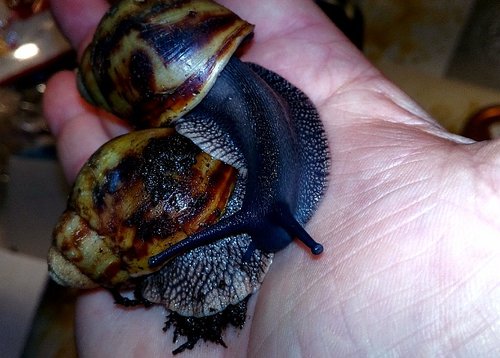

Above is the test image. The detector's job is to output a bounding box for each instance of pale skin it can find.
[45,0,500,356]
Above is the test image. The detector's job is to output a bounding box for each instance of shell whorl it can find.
[50,128,237,288]
[78,0,254,128]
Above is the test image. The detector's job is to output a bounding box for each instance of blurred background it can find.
[0,0,499,356]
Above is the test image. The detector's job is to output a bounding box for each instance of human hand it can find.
[44,0,500,356]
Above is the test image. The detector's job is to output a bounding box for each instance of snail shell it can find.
[49,128,239,288]
[78,0,254,128]
[48,126,274,317]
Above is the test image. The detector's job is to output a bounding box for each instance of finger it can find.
[49,0,109,52]
[56,112,111,182]
[44,70,129,135]
[43,70,88,137]
[44,70,130,181]
[218,0,373,105]
[219,0,324,37]
[43,71,110,181]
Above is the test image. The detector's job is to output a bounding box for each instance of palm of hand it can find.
[45,0,500,356]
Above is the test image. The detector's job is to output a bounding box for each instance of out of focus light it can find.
[36,83,46,93]
[13,43,39,60]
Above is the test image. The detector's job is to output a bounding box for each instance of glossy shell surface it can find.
[49,128,237,288]
[78,0,254,128]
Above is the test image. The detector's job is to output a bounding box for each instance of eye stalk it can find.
[148,203,324,268]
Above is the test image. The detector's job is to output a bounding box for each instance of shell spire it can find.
[78,0,254,128]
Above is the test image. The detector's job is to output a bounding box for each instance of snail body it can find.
[49,0,329,353]
[149,57,328,267]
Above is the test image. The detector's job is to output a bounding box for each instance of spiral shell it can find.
[78,0,254,128]
[48,128,237,288]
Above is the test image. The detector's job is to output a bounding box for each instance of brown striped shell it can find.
[48,128,237,288]
[77,0,254,128]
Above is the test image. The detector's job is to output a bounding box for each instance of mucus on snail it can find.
[48,0,329,353]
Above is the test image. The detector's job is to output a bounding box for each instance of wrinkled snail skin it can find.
[140,234,274,317]
[149,57,329,267]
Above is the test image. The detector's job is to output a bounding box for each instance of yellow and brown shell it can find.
[77,0,254,128]
[48,128,237,288]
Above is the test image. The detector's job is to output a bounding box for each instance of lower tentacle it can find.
[148,211,250,267]
[149,202,322,269]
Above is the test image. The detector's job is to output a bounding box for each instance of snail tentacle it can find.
[149,210,250,267]
[272,203,324,255]
[149,202,322,267]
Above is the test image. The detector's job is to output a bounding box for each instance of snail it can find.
[48,0,329,354]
